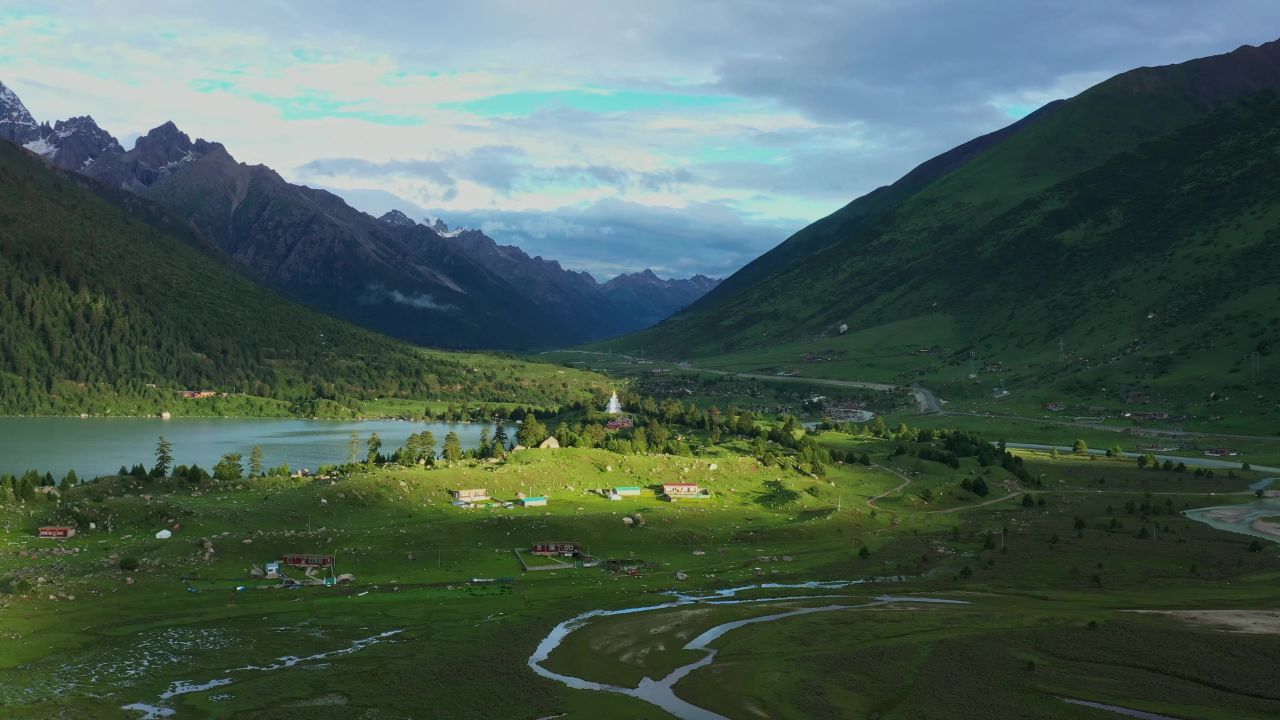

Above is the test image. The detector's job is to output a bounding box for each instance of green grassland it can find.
[607,77,1280,438]
[2,436,1277,719]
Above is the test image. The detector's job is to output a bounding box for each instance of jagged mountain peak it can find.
[0,79,41,144]
[378,209,417,227]
[136,120,192,151]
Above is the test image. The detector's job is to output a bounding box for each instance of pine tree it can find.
[153,436,173,477]
[442,432,462,462]
[367,433,382,464]
[249,446,264,477]
[346,432,361,464]
[517,413,547,447]
[420,430,436,464]
[61,469,79,488]
[493,423,509,450]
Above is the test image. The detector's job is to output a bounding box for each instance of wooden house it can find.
[662,482,707,499]
[281,553,335,569]
[451,488,489,503]
[531,541,580,556]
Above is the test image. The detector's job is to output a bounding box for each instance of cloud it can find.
[299,147,695,196]
[358,283,455,312]
[425,198,804,280]
[3,1,1278,285]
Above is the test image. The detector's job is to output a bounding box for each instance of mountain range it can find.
[0,80,717,350]
[616,38,1280,425]
[0,136,604,416]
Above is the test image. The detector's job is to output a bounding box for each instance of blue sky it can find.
[2,1,1278,278]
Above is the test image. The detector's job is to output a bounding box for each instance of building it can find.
[612,486,642,497]
[281,553,336,568]
[519,496,547,507]
[531,541,580,556]
[605,416,634,430]
[38,526,75,539]
[663,482,707,499]
[451,488,489,503]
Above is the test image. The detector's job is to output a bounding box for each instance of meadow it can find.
[1,430,1277,719]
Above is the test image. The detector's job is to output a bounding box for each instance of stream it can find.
[1183,479,1280,545]
[527,581,968,720]
[120,629,402,718]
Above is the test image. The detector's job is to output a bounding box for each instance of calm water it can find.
[0,417,509,478]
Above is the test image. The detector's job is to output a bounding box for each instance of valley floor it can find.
[2,439,1278,719]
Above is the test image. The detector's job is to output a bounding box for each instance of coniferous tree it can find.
[442,432,463,462]
[153,436,173,477]
[346,432,361,464]
[420,430,436,464]
[249,446,264,477]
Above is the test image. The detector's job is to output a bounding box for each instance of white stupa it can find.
[605,391,622,414]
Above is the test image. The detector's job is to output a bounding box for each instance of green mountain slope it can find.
[616,40,1280,431]
[0,140,604,416]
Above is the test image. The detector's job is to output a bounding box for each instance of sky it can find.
[1,1,1278,279]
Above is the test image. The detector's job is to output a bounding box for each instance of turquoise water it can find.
[0,417,508,478]
[1183,496,1280,545]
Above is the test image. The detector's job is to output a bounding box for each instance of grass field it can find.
[2,435,1277,719]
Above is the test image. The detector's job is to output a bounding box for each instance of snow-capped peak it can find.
[424,215,451,234]
[0,79,42,144]
[378,209,418,227]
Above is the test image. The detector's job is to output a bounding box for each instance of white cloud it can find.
[2,1,1277,277]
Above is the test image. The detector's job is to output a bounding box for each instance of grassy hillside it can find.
[0,140,608,416]
[616,42,1280,433]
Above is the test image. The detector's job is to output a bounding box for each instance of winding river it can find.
[527,581,968,720]
[1182,478,1280,545]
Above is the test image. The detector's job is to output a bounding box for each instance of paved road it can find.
[549,350,1272,445]
[945,409,1280,443]
[1003,443,1279,475]
[546,350,939,413]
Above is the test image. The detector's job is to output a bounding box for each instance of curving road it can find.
[1003,443,1278,474]
[546,350,940,413]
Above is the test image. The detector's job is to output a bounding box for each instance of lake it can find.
[0,417,511,478]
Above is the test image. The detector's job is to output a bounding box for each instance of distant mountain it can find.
[38,115,125,171]
[82,120,219,190]
[373,212,721,341]
[602,270,720,329]
[2,80,721,349]
[0,137,602,416]
[615,38,1280,422]
[0,80,40,145]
